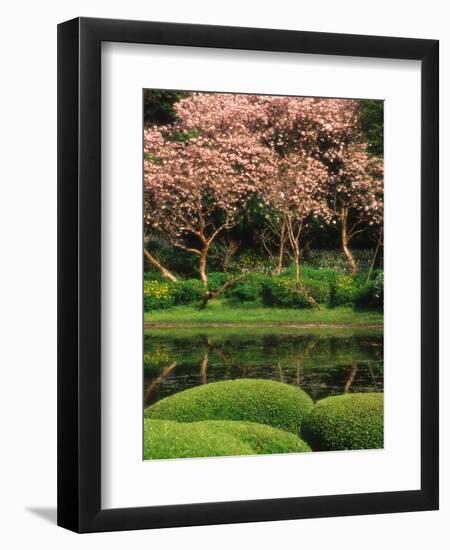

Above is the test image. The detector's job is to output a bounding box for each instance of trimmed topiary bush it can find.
[204,420,311,453]
[145,379,314,433]
[143,419,252,459]
[143,419,311,459]
[301,392,384,451]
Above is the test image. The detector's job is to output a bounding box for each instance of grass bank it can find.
[144,300,383,328]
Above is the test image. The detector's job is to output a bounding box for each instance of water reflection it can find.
[144,330,383,407]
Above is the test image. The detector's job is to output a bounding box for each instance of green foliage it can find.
[143,90,189,125]
[301,392,384,451]
[207,272,229,293]
[144,280,177,311]
[165,128,202,142]
[302,279,330,304]
[145,379,314,433]
[144,278,204,311]
[173,279,205,305]
[358,100,384,157]
[305,249,377,272]
[233,250,276,274]
[144,270,165,281]
[228,283,260,302]
[143,419,311,459]
[329,273,361,307]
[261,279,315,308]
[144,419,252,458]
[143,267,383,312]
[144,152,163,164]
[354,272,384,309]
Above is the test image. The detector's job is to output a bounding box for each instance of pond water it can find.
[144,329,383,407]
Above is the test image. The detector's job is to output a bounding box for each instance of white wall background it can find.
[0,1,448,548]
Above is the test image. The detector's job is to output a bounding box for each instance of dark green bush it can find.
[354,272,383,309]
[300,267,338,285]
[302,279,330,304]
[207,272,229,293]
[301,392,384,451]
[143,419,311,459]
[173,279,204,305]
[328,273,360,307]
[261,278,314,308]
[228,283,260,302]
[144,270,165,281]
[145,379,314,433]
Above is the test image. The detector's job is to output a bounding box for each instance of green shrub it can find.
[144,270,165,281]
[143,419,311,459]
[329,273,360,307]
[300,267,338,284]
[301,392,384,451]
[144,419,252,459]
[144,278,206,310]
[145,379,314,433]
[261,278,314,308]
[207,272,229,293]
[302,279,330,304]
[204,420,311,453]
[173,279,204,305]
[354,272,384,309]
[144,280,176,311]
[228,283,260,302]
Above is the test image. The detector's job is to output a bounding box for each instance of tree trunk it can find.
[144,249,177,282]
[293,242,300,281]
[340,207,357,273]
[276,218,286,276]
[198,246,209,286]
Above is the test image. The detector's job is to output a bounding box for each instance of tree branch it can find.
[174,242,202,255]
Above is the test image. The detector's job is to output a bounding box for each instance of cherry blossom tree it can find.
[261,152,329,280]
[173,93,361,275]
[144,91,383,285]
[144,125,276,287]
[324,142,384,272]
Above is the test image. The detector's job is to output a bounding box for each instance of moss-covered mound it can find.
[144,419,311,459]
[144,379,314,433]
[301,392,384,451]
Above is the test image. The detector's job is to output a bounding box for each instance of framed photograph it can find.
[57,17,439,533]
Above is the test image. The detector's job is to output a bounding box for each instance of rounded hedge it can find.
[143,419,311,459]
[301,392,384,451]
[144,379,314,433]
[204,420,311,454]
[143,419,252,459]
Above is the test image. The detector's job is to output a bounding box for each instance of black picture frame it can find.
[57,16,439,533]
